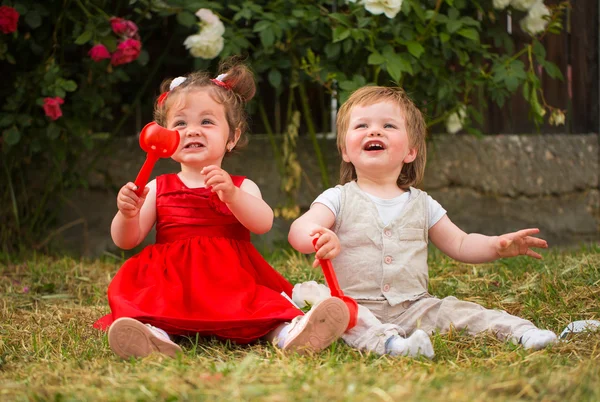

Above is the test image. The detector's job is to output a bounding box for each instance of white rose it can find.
[292,281,331,308]
[183,32,224,59]
[493,0,511,10]
[445,105,467,134]
[201,19,225,38]
[510,0,538,11]
[195,8,219,25]
[362,0,403,19]
[520,1,550,35]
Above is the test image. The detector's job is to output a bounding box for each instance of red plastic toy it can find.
[133,122,180,196]
[312,238,358,331]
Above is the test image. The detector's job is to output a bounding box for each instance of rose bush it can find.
[0,0,566,249]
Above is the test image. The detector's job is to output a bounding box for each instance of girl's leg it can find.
[108,317,183,359]
[343,304,434,358]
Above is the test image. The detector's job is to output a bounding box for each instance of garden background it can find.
[1,1,599,400]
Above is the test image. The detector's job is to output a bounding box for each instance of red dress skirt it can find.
[94,173,302,343]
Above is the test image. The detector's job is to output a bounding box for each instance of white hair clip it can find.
[169,76,187,91]
[215,74,227,82]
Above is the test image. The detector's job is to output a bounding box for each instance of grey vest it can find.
[332,181,430,306]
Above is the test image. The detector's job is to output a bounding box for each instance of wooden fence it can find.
[483,0,599,134]
[254,0,598,136]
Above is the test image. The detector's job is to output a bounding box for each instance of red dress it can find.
[94,173,302,343]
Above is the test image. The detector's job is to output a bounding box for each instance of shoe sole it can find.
[108,317,182,359]
[283,298,350,355]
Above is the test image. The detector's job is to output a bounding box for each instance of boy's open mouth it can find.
[363,140,386,151]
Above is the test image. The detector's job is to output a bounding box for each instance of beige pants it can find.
[342,295,537,355]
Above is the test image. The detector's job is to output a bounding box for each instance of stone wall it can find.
[57,134,599,256]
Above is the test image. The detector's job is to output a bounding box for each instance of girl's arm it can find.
[226,179,274,234]
[429,215,548,263]
[111,180,157,249]
[288,203,336,254]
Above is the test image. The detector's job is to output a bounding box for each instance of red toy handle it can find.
[312,237,359,331]
[312,237,344,298]
[133,153,159,196]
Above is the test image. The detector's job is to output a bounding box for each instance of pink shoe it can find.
[282,297,349,354]
[108,317,182,359]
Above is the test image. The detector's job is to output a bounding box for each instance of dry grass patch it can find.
[1,246,599,401]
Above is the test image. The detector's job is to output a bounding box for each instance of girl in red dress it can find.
[94,61,349,359]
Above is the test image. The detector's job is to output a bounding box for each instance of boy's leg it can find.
[342,303,434,358]
[392,296,556,349]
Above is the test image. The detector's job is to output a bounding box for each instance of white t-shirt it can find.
[312,187,446,228]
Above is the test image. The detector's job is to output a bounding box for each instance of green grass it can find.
[1,245,599,401]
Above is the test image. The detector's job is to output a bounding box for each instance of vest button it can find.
[384,255,393,264]
[383,284,391,292]
[384,229,392,237]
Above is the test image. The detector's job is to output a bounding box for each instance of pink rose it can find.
[88,44,111,62]
[0,6,19,34]
[110,17,138,38]
[43,97,65,121]
[110,38,141,66]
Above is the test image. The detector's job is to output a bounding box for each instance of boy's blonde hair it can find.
[336,86,427,189]
[153,58,256,153]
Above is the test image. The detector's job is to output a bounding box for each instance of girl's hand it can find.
[117,182,149,219]
[495,228,548,259]
[310,227,341,268]
[202,165,238,204]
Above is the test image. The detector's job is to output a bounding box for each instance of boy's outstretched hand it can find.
[495,228,548,259]
[310,227,341,268]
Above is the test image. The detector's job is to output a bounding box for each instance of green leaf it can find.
[137,49,149,66]
[268,69,282,88]
[542,61,564,81]
[342,38,353,54]
[446,20,462,34]
[253,20,271,33]
[74,30,92,45]
[505,75,519,92]
[368,52,386,65]
[3,126,21,146]
[532,40,546,60]
[333,26,351,43]
[0,114,14,128]
[176,11,197,28]
[60,80,77,92]
[329,13,352,27]
[13,3,28,14]
[440,32,450,43]
[47,123,61,140]
[406,42,424,58]
[339,80,357,91]
[457,28,479,42]
[259,29,274,47]
[324,42,341,59]
[25,11,42,29]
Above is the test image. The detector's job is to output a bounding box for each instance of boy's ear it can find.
[341,147,351,162]
[403,147,417,163]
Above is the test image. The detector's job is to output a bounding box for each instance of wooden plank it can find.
[570,0,599,133]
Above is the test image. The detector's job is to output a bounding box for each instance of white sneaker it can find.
[108,317,182,359]
[280,297,350,355]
